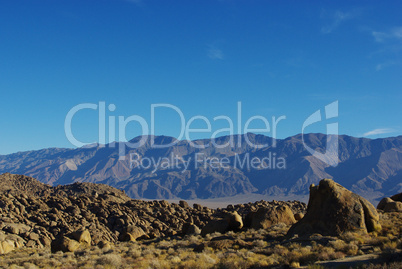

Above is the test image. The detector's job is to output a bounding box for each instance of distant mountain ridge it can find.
[0,133,401,203]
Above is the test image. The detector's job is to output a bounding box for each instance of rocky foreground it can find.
[0,173,305,252]
[0,173,401,268]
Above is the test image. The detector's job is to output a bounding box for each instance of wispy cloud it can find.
[207,45,224,60]
[376,61,398,71]
[371,26,402,70]
[372,31,388,43]
[372,27,402,43]
[321,10,360,34]
[363,128,395,137]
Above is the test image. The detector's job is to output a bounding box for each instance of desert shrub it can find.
[96,253,122,268]
[216,255,249,269]
[382,241,398,251]
[314,246,345,261]
[273,244,289,256]
[127,247,142,259]
[340,231,365,243]
[187,235,202,244]
[196,253,216,265]
[329,239,347,251]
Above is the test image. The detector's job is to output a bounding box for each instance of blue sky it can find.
[0,0,401,154]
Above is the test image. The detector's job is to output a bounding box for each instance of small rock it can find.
[294,213,304,221]
[71,229,91,246]
[51,236,81,253]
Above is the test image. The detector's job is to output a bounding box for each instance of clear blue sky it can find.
[0,0,401,154]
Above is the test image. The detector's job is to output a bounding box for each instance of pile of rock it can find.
[200,200,306,236]
[3,174,390,254]
[0,173,306,253]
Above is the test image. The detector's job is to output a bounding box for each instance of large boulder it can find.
[51,236,81,253]
[51,228,92,252]
[377,194,402,212]
[0,232,25,254]
[2,223,31,236]
[179,200,190,209]
[0,240,14,254]
[294,213,304,221]
[247,205,296,229]
[119,226,146,242]
[287,179,381,236]
[224,211,243,231]
[70,229,91,246]
[181,222,201,235]
[201,211,243,236]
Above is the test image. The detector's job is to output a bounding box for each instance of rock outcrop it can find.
[287,179,381,236]
[181,222,201,235]
[201,211,243,236]
[119,226,146,242]
[377,193,402,212]
[0,173,307,252]
[51,236,82,253]
[246,205,296,230]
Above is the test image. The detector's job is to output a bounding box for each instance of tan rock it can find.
[377,197,394,210]
[0,240,14,254]
[71,229,91,246]
[384,201,402,212]
[3,223,30,235]
[181,222,201,235]
[51,236,81,253]
[249,205,296,230]
[377,196,402,212]
[288,179,381,236]
[179,200,190,209]
[224,211,243,231]
[294,213,304,221]
[29,232,40,241]
[119,226,145,242]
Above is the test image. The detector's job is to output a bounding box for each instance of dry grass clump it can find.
[328,239,359,255]
[96,253,122,268]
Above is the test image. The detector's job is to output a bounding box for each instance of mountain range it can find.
[0,133,401,203]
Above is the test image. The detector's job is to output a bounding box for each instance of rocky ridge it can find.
[0,173,306,254]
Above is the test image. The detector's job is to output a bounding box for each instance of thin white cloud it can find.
[207,45,224,60]
[372,31,388,43]
[376,61,399,71]
[372,27,402,43]
[371,26,402,70]
[363,128,396,137]
[321,10,359,34]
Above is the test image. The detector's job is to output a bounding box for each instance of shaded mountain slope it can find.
[0,133,401,202]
